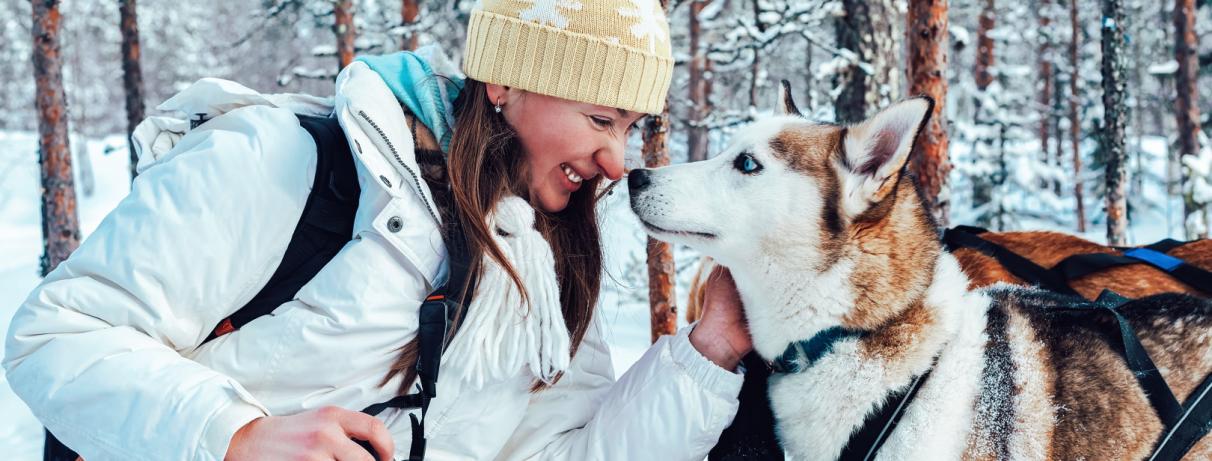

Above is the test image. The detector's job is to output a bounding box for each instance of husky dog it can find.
[628,86,1212,460]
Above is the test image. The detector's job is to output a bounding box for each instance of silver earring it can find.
[494,102,502,113]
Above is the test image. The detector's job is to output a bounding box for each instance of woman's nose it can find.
[595,140,626,181]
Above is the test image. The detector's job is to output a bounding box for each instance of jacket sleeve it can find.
[496,319,744,461]
[2,106,316,461]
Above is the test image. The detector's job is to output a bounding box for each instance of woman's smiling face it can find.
[486,84,646,213]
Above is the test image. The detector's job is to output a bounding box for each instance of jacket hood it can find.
[354,47,464,152]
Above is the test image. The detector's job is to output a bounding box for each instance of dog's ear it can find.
[777,80,802,117]
[837,97,933,216]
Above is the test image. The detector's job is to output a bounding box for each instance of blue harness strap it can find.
[1124,248,1185,272]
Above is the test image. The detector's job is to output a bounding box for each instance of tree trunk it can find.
[120,0,145,181]
[32,0,80,277]
[1175,0,1205,238]
[334,0,356,70]
[835,0,900,123]
[1069,0,1086,232]
[975,0,996,91]
[1101,0,1129,245]
[747,0,765,109]
[402,0,419,51]
[643,112,678,342]
[906,0,951,227]
[804,35,815,112]
[687,0,712,162]
[1038,0,1054,165]
[644,0,677,343]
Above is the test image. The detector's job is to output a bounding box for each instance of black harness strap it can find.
[837,369,934,461]
[1052,247,1212,294]
[941,226,1081,297]
[768,326,939,461]
[1050,291,1184,430]
[1151,372,1212,461]
[944,226,1212,296]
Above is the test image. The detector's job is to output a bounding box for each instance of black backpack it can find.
[45,114,468,461]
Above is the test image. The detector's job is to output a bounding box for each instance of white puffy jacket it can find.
[3,61,743,461]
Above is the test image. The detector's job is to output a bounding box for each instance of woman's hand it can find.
[688,265,753,371]
[226,406,394,461]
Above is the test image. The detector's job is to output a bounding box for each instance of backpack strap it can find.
[203,114,360,343]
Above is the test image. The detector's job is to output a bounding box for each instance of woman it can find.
[4,1,752,460]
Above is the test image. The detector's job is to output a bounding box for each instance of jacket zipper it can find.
[357,110,440,224]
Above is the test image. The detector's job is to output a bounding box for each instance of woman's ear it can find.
[485,83,509,107]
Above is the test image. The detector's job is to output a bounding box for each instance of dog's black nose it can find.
[628,168,652,192]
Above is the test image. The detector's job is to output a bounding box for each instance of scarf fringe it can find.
[441,197,571,389]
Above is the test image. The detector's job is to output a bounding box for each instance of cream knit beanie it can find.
[462,0,674,115]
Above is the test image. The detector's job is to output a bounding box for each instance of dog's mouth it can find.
[638,218,717,240]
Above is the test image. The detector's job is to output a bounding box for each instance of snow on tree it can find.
[833,0,901,123]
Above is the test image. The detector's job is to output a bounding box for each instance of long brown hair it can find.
[381,79,604,393]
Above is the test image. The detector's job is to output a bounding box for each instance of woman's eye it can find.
[734,153,762,174]
[590,116,612,128]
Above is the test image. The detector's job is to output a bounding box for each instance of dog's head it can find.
[629,82,934,274]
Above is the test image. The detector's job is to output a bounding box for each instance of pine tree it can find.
[1175,0,1206,238]
[402,0,419,50]
[1069,0,1087,232]
[32,0,81,276]
[120,0,145,180]
[834,0,900,123]
[645,0,677,342]
[1101,0,1129,245]
[907,0,952,226]
[1038,0,1055,175]
[687,0,712,162]
[334,0,356,70]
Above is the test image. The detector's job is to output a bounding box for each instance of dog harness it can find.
[767,327,934,461]
[768,290,1212,461]
[941,225,1212,297]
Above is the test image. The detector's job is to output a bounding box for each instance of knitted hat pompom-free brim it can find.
[462,0,674,115]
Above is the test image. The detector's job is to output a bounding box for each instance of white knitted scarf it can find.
[441,196,571,388]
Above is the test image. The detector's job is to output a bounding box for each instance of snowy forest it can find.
[0,0,1210,458]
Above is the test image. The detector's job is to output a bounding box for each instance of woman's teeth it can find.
[561,164,583,184]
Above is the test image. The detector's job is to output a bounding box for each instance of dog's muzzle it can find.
[627,168,652,194]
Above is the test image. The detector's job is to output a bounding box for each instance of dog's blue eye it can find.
[734,153,762,174]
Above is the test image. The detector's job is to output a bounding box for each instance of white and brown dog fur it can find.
[628,85,1212,460]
